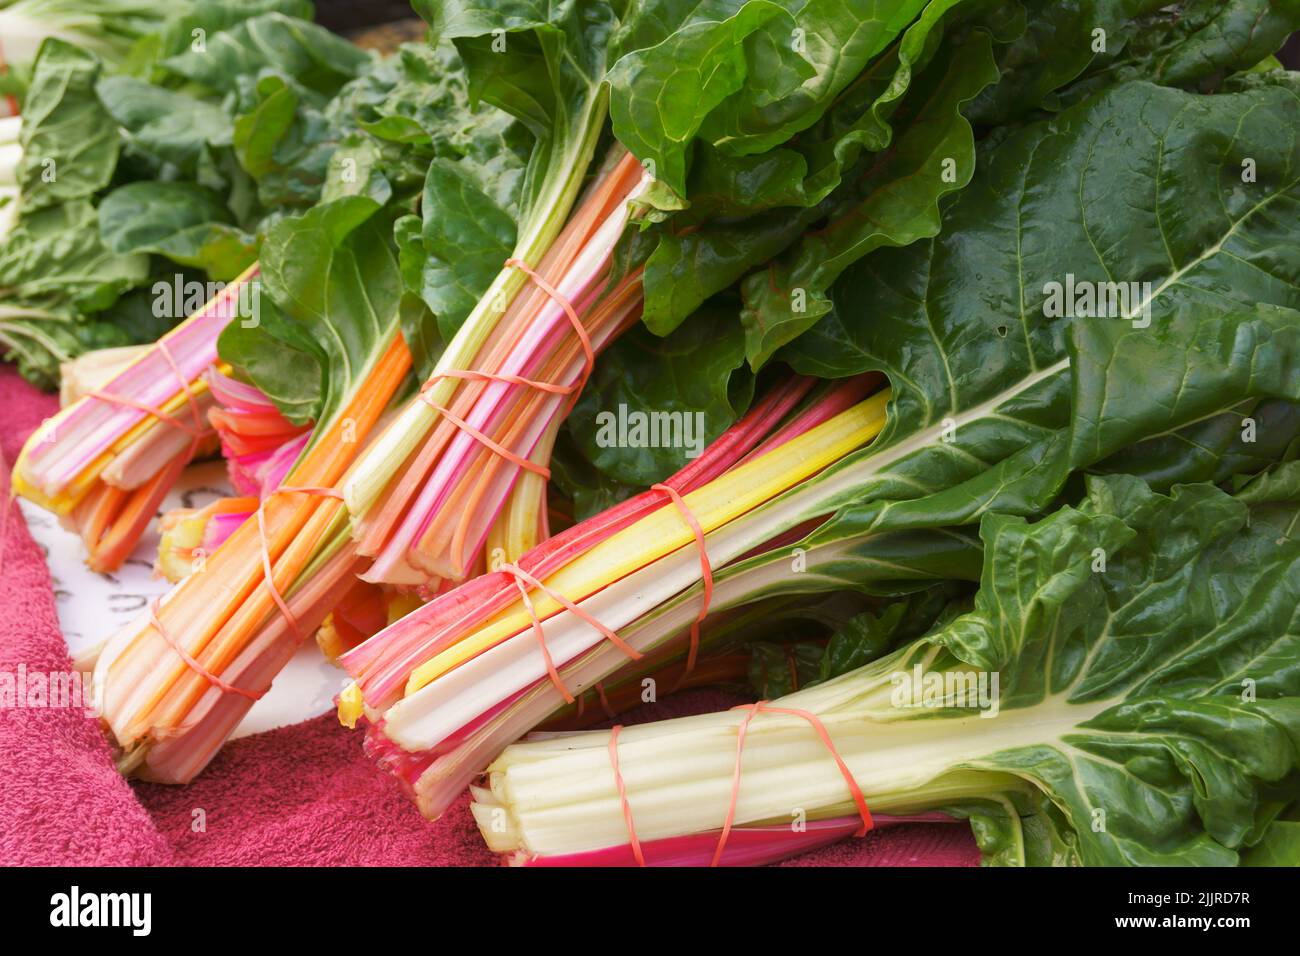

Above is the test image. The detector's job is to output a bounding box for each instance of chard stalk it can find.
[338,375,817,714]
[342,90,612,519]
[477,641,1062,857]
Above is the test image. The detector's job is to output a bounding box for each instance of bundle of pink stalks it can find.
[340,373,878,817]
[207,369,312,497]
[11,267,260,570]
[353,151,651,587]
[154,372,312,583]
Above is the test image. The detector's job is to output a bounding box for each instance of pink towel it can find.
[0,364,978,867]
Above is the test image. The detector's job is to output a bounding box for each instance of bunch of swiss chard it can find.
[330,1,1300,867]
[81,0,1010,782]
[8,0,1300,871]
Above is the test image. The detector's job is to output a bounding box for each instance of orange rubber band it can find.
[595,681,616,720]
[711,701,874,866]
[88,341,210,441]
[84,392,206,437]
[497,561,643,703]
[157,341,205,437]
[504,257,596,401]
[428,368,575,395]
[608,725,646,867]
[651,483,713,681]
[149,598,263,701]
[418,387,551,478]
[152,484,345,699]
[253,485,346,642]
[415,257,596,479]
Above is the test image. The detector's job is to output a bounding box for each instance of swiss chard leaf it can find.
[98,181,257,280]
[123,0,316,75]
[921,474,1300,865]
[0,201,149,312]
[737,29,998,367]
[628,1,1015,345]
[216,293,324,425]
[15,39,120,211]
[562,303,753,490]
[416,0,617,244]
[243,195,417,445]
[159,12,369,96]
[1054,1,1300,113]
[704,78,1300,610]
[399,157,521,341]
[95,76,233,170]
[607,0,933,198]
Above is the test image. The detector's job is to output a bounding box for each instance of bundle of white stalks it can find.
[473,640,1041,859]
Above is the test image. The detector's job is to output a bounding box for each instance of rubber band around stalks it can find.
[87,340,211,448]
[607,701,874,867]
[417,256,597,479]
[495,562,642,705]
[651,483,713,684]
[253,485,346,641]
[148,598,263,701]
[149,485,344,700]
[575,681,615,721]
[609,725,646,866]
[499,483,713,707]
[712,702,873,866]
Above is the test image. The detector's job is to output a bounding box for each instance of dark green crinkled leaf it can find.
[98,182,257,280]
[563,303,753,489]
[607,0,933,198]
[621,1,1012,346]
[698,79,1300,613]
[817,585,967,683]
[401,158,519,341]
[925,475,1300,865]
[738,30,998,368]
[1055,1,1300,112]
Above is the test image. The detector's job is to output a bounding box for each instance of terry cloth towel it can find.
[0,364,979,867]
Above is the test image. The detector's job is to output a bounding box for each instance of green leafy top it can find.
[786,75,1300,543]
[909,473,1300,865]
[0,41,150,386]
[0,4,377,387]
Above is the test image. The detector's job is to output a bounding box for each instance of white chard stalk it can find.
[476,642,1060,857]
